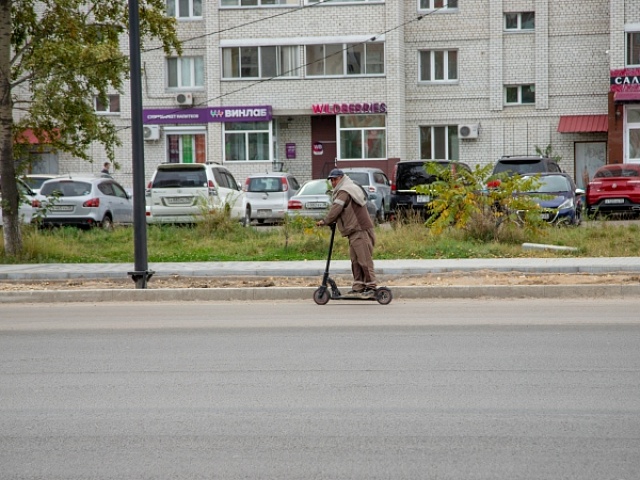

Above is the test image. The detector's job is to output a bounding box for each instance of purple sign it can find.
[286,143,296,159]
[143,106,272,124]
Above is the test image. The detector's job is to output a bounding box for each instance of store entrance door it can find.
[311,116,337,179]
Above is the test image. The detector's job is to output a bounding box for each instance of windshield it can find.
[298,180,329,196]
[247,177,283,193]
[40,181,92,197]
[594,167,640,178]
[524,176,570,193]
[345,172,370,186]
[152,167,207,188]
[494,160,546,175]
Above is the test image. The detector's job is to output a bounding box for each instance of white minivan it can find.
[145,162,248,225]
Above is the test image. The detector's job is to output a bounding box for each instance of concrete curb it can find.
[2,284,640,303]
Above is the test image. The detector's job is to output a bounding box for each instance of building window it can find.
[419,50,458,82]
[220,0,298,7]
[419,0,458,11]
[306,0,383,4]
[167,0,202,18]
[505,85,535,105]
[306,42,385,77]
[338,115,386,160]
[626,31,640,66]
[166,134,207,163]
[420,126,459,160]
[504,12,535,31]
[222,46,300,79]
[224,122,272,162]
[94,95,120,114]
[167,56,204,88]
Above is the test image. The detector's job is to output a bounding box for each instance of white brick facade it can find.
[47,1,635,188]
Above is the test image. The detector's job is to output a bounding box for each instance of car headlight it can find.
[558,198,574,210]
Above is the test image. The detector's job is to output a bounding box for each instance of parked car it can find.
[287,178,377,221]
[243,172,300,224]
[492,155,563,176]
[21,174,60,195]
[341,167,391,223]
[586,163,640,217]
[0,177,36,226]
[32,175,133,229]
[145,162,248,225]
[520,173,584,225]
[390,160,471,216]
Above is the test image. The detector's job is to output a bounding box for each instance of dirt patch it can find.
[1,271,639,291]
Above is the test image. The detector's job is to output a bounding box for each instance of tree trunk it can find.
[0,0,21,257]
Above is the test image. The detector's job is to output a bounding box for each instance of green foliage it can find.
[535,144,562,163]
[3,219,640,263]
[414,162,549,241]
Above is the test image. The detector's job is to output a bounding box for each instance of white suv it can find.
[146,162,248,225]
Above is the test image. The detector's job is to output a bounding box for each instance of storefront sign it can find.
[286,143,296,159]
[610,68,640,91]
[143,106,272,124]
[312,142,324,155]
[311,102,387,115]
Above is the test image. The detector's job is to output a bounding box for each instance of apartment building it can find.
[32,1,639,191]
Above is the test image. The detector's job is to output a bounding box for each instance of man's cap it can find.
[327,168,344,179]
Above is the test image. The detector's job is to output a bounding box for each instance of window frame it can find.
[167,0,202,19]
[164,126,207,164]
[626,29,640,67]
[167,56,205,89]
[220,0,298,7]
[223,121,274,163]
[337,114,387,161]
[419,125,459,160]
[504,12,535,32]
[418,49,458,83]
[222,45,300,80]
[418,0,458,12]
[504,84,536,105]
[305,42,385,78]
[94,94,121,115]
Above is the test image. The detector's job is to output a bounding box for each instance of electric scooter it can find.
[313,224,393,305]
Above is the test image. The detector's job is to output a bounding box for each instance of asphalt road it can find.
[1,299,639,480]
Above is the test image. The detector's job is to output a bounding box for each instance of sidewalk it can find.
[1,257,640,303]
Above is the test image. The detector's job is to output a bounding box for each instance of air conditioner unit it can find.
[143,125,160,141]
[175,92,193,106]
[458,123,479,139]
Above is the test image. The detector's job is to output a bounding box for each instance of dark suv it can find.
[390,160,471,215]
[492,155,562,176]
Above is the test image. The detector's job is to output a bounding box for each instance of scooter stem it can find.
[322,223,337,286]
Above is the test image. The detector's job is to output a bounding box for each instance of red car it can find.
[586,163,640,217]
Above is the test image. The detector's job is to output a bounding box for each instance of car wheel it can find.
[100,214,113,230]
[241,207,251,227]
[376,202,386,224]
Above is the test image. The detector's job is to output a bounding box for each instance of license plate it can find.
[604,198,624,204]
[50,205,73,212]
[541,212,550,220]
[257,209,272,217]
[416,195,431,203]
[166,196,192,205]
[306,202,327,209]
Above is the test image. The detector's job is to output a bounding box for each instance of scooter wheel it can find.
[375,287,393,305]
[313,287,330,305]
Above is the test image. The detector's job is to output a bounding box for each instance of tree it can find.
[0,0,180,257]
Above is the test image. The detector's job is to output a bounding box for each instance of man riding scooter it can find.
[316,169,377,298]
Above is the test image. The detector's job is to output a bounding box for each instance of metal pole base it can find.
[127,270,155,289]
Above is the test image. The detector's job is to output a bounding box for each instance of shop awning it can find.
[614,91,640,102]
[557,115,608,133]
[15,129,57,144]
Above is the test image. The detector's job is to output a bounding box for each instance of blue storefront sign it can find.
[143,106,273,124]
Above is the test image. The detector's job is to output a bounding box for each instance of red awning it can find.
[614,91,640,102]
[557,115,608,133]
[15,129,58,144]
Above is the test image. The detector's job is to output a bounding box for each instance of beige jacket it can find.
[323,176,374,237]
